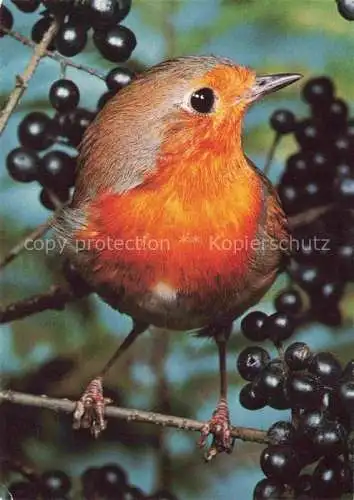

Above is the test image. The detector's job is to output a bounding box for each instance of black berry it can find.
[93,25,136,62]
[253,478,286,500]
[262,312,295,343]
[106,66,134,92]
[338,379,354,412]
[240,311,268,341]
[302,76,334,107]
[308,352,342,386]
[38,151,76,189]
[40,470,71,498]
[56,22,87,57]
[335,176,354,207]
[239,382,267,410]
[96,464,127,495]
[40,187,70,210]
[311,421,347,456]
[260,445,300,483]
[274,289,302,315]
[270,109,296,134]
[6,147,39,182]
[88,0,132,28]
[312,456,350,498]
[18,112,54,151]
[286,372,322,410]
[237,346,270,381]
[337,0,354,20]
[285,342,312,371]
[49,79,80,112]
[267,421,295,445]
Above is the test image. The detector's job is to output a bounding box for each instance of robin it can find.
[55,55,301,459]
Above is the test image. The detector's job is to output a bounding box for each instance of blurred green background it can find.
[1,0,354,498]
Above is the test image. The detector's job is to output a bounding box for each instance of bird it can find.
[55,55,301,460]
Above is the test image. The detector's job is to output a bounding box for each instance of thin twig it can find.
[263,133,281,177]
[0,285,81,324]
[287,204,333,230]
[0,191,64,271]
[0,216,55,271]
[0,27,105,81]
[0,390,269,445]
[0,19,60,136]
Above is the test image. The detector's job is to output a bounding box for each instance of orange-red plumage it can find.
[73,61,263,298]
[77,156,263,295]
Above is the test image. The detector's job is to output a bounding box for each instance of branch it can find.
[0,193,64,271]
[1,26,105,81]
[0,216,55,271]
[0,285,80,324]
[288,204,333,230]
[0,19,60,136]
[0,390,268,445]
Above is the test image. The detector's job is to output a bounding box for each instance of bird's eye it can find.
[190,87,215,114]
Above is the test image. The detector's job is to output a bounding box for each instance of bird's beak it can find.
[247,73,302,102]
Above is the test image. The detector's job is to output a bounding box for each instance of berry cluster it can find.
[3,1,135,210]
[238,307,354,498]
[6,0,136,61]
[273,77,354,215]
[8,463,180,499]
[270,76,354,327]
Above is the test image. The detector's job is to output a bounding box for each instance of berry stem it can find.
[274,339,289,376]
[0,389,269,445]
[0,26,105,81]
[60,60,67,80]
[274,340,285,363]
[291,408,300,430]
[263,132,281,176]
[0,19,60,136]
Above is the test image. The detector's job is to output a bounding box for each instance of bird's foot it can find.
[73,376,112,438]
[198,398,235,461]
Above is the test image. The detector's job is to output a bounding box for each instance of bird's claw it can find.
[198,400,235,461]
[73,377,112,438]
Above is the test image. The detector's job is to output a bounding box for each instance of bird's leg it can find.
[73,321,148,437]
[198,324,234,461]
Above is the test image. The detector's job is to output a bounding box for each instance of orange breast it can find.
[76,151,264,298]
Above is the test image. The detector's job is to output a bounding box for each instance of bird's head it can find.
[133,56,302,157]
[153,56,300,116]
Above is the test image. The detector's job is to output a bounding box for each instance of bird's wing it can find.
[247,157,291,260]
